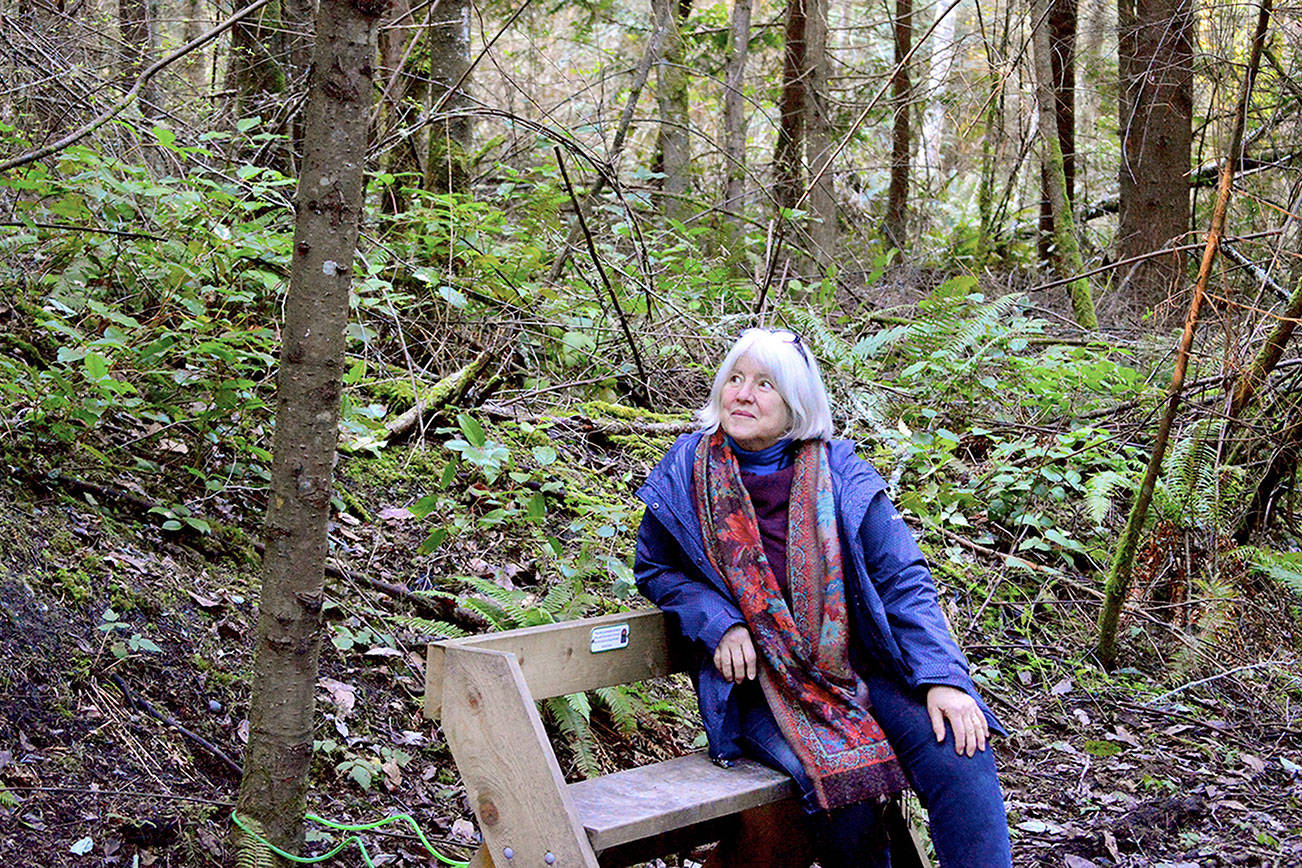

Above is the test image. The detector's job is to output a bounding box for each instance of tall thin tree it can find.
[233,0,390,858]
[721,0,753,229]
[1116,0,1194,309]
[885,0,912,248]
[1096,0,1273,668]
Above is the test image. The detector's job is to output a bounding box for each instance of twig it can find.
[0,0,277,173]
[547,15,669,284]
[1145,661,1294,705]
[0,221,166,241]
[3,786,234,806]
[107,673,243,777]
[553,146,651,408]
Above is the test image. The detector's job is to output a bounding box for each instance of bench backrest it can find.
[424,608,689,718]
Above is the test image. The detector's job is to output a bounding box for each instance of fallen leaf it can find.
[1103,829,1120,861]
[317,677,356,718]
[450,818,478,843]
[188,590,222,610]
[377,505,412,522]
[1240,753,1265,774]
[364,646,403,658]
[70,836,94,856]
[1051,678,1073,696]
[1110,725,1141,747]
[237,719,250,744]
[1015,819,1049,833]
[1064,857,1099,868]
[382,760,403,789]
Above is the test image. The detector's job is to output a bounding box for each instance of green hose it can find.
[231,810,471,867]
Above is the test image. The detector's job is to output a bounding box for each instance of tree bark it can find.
[1116,0,1194,308]
[721,0,752,226]
[227,0,288,112]
[1096,0,1272,669]
[804,0,834,271]
[653,0,691,222]
[119,0,161,121]
[1037,0,1076,267]
[233,0,389,858]
[426,0,473,193]
[774,0,808,217]
[917,3,957,187]
[1032,0,1095,328]
[884,0,912,249]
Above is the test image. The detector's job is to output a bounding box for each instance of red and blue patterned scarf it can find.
[693,431,907,810]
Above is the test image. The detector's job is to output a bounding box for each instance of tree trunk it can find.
[378,0,424,210]
[884,0,912,249]
[233,0,388,858]
[1116,0,1193,308]
[426,0,474,194]
[1037,0,1076,267]
[1096,0,1272,669]
[804,0,835,271]
[774,0,808,217]
[227,0,288,113]
[917,4,957,187]
[720,0,752,226]
[119,0,161,121]
[1032,0,1095,328]
[653,0,691,223]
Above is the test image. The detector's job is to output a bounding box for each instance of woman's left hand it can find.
[926,685,988,757]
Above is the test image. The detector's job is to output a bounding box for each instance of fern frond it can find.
[1085,470,1135,525]
[539,575,579,617]
[594,685,640,734]
[459,575,530,629]
[392,615,470,639]
[233,817,276,868]
[1237,546,1302,598]
[545,695,600,778]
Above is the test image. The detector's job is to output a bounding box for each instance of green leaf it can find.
[526,492,546,522]
[419,527,448,554]
[408,494,440,519]
[84,352,109,381]
[532,445,558,466]
[152,125,176,147]
[1083,740,1123,757]
[457,413,486,447]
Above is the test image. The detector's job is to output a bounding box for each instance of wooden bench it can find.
[424,609,929,868]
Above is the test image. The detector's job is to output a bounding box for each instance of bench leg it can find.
[703,800,815,868]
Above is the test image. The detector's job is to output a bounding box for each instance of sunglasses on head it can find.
[741,327,809,364]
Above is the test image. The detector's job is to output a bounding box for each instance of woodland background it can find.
[1,0,1301,864]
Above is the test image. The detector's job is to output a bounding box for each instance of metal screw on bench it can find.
[503,847,514,860]
[544,852,556,864]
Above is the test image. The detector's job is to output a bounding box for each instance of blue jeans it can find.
[735,675,1012,868]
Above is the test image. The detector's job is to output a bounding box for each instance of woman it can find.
[634,328,1012,867]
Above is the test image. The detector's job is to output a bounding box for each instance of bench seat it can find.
[568,752,795,852]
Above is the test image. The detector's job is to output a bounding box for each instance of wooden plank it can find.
[442,645,600,868]
[425,609,685,718]
[567,752,796,852]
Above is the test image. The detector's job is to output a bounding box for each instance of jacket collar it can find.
[638,433,888,538]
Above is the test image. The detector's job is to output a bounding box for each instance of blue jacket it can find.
[635,431,1004,760]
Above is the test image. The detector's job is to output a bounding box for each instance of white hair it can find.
[697,328,835,441]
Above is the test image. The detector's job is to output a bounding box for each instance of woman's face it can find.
[719,354,792,451]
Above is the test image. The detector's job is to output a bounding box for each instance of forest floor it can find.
[1,425,1300,868]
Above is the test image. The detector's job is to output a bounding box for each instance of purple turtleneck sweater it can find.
[728,437,796,594]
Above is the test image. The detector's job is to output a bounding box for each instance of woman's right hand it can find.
[714,625,758,683]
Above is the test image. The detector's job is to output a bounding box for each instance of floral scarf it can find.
[693,431,907,809]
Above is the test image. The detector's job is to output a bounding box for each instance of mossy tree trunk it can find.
[1096,0,1272,669]
[1037,0,1076,269]
[653,0,692,223]
[804,0,835,272]
[426,0,473,193]
[233,0,389,859]
[884,0,911,250]
[720,0,752,230]
[1031,0,1096,329]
